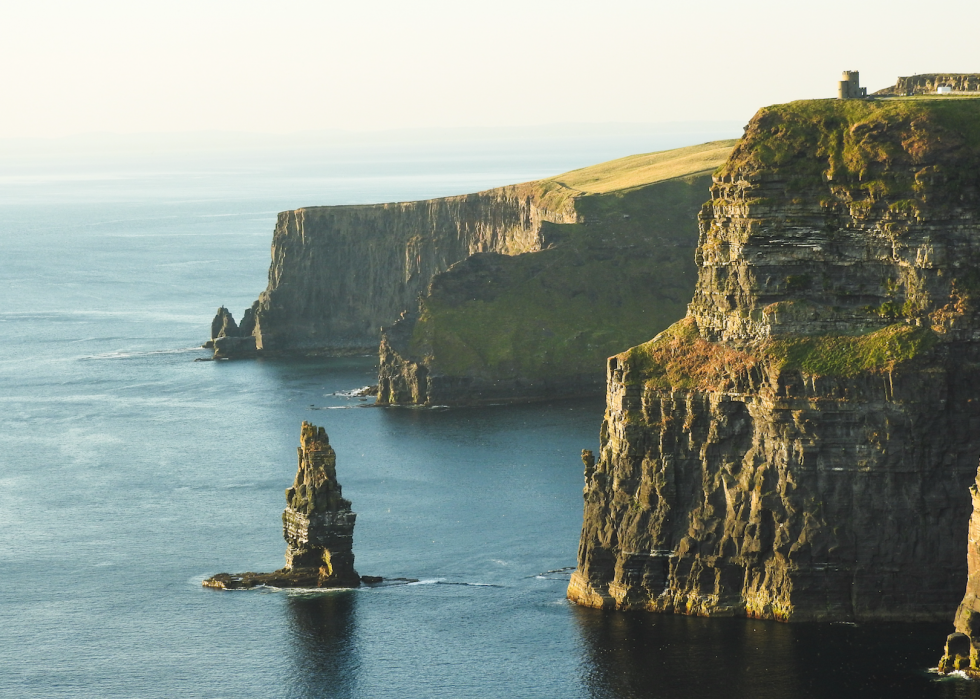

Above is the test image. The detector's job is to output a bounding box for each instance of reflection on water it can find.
[574,608,980,699]
[575,609,803,698]
[285,592,360,699]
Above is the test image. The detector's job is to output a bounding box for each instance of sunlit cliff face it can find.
[571,98,980,623]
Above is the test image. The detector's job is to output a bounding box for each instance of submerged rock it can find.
[204,422,361,590]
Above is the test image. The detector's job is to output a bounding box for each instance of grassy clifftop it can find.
[621,319,940,393]
[547,139,735,194]
[721,98,980,198]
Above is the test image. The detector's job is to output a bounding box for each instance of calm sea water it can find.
[1,139,978,698]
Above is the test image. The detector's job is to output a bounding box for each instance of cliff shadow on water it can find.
[568,97,980,650]
[574,608,969,699]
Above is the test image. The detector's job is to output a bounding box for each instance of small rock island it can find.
[204,422,362,589]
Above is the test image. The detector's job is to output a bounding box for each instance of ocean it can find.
[1,128,977,698]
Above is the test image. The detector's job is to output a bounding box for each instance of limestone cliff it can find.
[211,141,733,360]
[569,97,980,622]
[230,182,579,355]
[376,142,735,406]
[204,422,360,589]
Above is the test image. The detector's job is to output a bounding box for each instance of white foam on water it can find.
[333,386,375,398]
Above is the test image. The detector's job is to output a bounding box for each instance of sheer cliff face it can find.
[250,183,577,352]
[570,99,980,622]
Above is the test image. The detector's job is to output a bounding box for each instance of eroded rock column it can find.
[204,421,360,589]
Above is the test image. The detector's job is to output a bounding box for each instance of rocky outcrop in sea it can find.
[204,306,257,358]
[569,97,980,623]
[204,422,361,589]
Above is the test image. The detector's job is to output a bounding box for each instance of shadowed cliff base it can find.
[574,607,962,699]
[569,97,980,626]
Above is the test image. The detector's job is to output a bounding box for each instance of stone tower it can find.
[838,70,867,99]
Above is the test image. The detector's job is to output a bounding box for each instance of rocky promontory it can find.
[569,97,980,622]
[377,141,734,406]
[210,180,582,357]
[204,422,361,589]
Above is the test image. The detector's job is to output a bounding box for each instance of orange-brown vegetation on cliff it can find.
[621,318,760,392]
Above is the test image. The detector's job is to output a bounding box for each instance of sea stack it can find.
[939,471,980,675]
[204,422,360,589]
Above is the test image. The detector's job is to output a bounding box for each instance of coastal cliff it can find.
[376,142,734,406]
[569,98,980,622]
[227,181,580,354]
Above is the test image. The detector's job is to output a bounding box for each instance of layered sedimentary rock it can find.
[216,182,580,356]
[875,73,980,96]
[376,142,735,406]
[210,141,734,369]
[569,98,980,622]
[204,422,360,589]
[204,306,256,358]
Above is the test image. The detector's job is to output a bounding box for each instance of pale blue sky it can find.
[2,0,977,138]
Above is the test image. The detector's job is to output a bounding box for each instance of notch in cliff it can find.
[569,96,980,623]
[204,422,363,589]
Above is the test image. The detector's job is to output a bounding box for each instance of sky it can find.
[2,0,979,139]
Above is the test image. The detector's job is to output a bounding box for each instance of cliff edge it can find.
[210,141,733,361]
[569,97,980,622]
